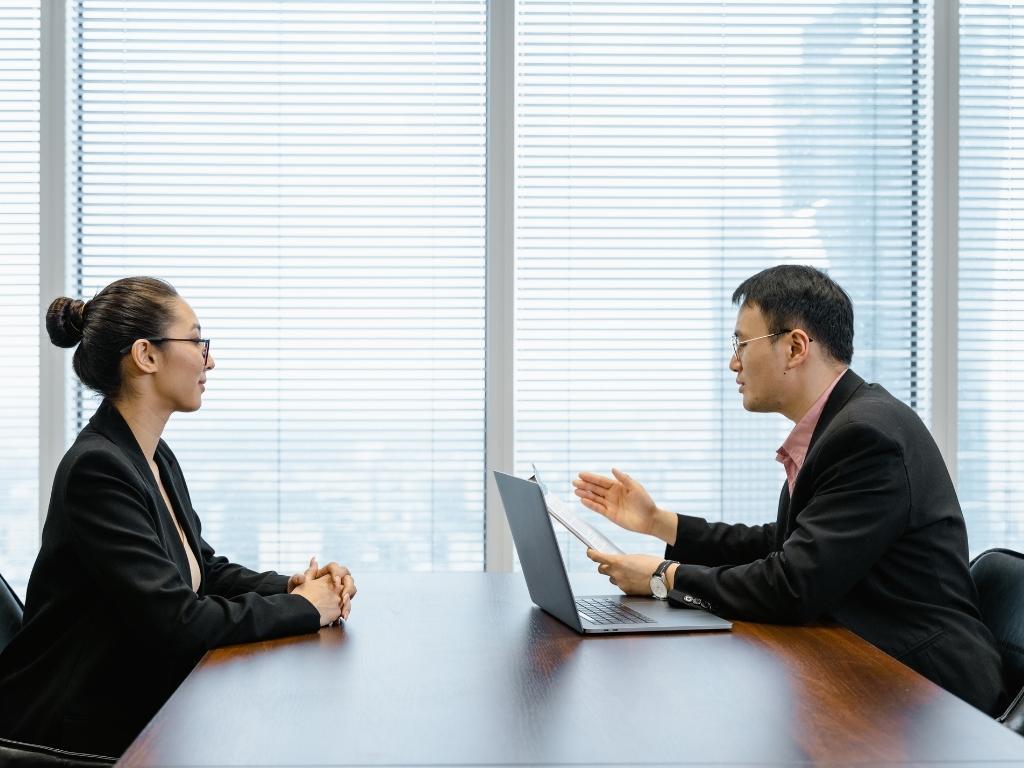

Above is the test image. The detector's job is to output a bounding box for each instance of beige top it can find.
[169,509,202,593]
[155,468,202,593]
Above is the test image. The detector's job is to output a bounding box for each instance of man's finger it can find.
[573,487,599,501]
[577,472,614,489]
[571,479,603,497]
[587,548,613,564]
[610,468,631,485]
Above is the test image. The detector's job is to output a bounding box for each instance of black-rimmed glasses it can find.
[120,337,211,362]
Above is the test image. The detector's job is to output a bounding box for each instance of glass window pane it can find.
[958,0,1024,555]
[0,1,40,598]
[514,1,932,570]
[70,0,488,573]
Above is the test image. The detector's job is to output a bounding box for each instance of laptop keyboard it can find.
[575,597,656,626]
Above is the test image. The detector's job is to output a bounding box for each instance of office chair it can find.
[0,738,115,767]
[970,548,1024,735]
[0,571,115,766]
[0,571,22,657]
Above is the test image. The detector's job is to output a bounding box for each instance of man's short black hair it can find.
[732,265,854,365]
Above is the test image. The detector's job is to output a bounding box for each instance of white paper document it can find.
[531,464,624,554]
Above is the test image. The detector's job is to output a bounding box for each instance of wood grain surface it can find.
[119,573,1024,766]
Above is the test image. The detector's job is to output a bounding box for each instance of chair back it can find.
[0,577,115,764]
[970,547,1024,733]
[0,570,23,656]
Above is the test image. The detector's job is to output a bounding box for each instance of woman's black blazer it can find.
[0,399,319,755]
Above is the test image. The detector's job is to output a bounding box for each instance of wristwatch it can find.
[650,560,676,600]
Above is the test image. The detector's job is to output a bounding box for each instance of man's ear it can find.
[125,338,160,375]
[786,329,813,367]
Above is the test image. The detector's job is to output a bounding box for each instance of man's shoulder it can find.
[844,380,919,420]
[827,379,931,447]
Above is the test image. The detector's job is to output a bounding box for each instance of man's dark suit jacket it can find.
[0,399,320,756]
[666,370,1005,715]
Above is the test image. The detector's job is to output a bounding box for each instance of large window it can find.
[514,1,932,567]
[0,1,40,596]
[70,0,488,573]
[5,2,1024,585]
[959,0,1024,555]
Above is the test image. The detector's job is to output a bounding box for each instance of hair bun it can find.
[46,297,87,348]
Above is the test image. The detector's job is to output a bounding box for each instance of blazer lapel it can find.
[806,369,865,454]
[780,370,865,538]
[154,449,204,591]
[87,399,194,585]
[775,482,790,550]
[87,399,157,494]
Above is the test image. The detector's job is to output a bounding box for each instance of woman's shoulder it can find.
[57,425,142,483]
[46,429,154,527]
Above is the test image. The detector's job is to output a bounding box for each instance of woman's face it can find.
[152,298,215,413]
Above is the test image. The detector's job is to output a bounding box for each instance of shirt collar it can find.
[776,369,849,471]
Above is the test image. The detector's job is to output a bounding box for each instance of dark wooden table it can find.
[119,573,1024,766]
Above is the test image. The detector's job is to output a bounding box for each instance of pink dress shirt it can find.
[776,369,848,496]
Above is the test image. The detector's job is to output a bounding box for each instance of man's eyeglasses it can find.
[731,330,791,359]
[120,338,211,362]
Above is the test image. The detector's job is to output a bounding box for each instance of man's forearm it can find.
[652,507,678,546]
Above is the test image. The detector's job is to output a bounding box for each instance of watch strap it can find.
[653,559,675,580]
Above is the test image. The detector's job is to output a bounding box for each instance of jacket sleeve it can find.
[199,533,291,598]
[666,515,777,566]
[669,421,910,622]
[63,448,320,660]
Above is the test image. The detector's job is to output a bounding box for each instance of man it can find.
[573,265,1005,715]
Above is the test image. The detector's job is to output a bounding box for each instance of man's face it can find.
[729,304,788,413]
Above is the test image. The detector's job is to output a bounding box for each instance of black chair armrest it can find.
[0,737,115,767]
[1000,686,1024,737]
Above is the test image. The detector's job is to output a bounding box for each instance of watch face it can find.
[650,575,668,599]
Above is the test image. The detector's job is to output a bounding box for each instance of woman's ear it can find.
[125,338,160,374]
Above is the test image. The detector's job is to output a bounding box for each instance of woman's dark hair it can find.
[46,277,180,399]
[732,265,854,365]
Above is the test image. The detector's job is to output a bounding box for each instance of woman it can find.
[0,277,356,756]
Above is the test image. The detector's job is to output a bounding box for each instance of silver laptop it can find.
[494,471,732,634]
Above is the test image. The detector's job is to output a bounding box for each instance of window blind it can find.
[70,0,487,574]
[0,1,40,597]
[959,0,1024,555]
[514,0,932,569]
